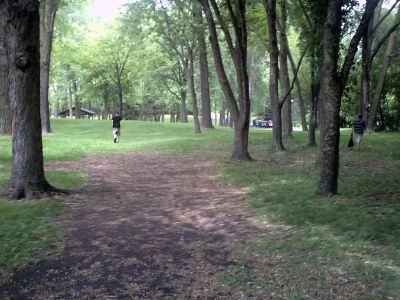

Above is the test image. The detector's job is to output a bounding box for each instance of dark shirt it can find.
[353,119,366,134]
[112,115,122,128]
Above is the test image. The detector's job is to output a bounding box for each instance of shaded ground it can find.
[0,153,269,299]
[0,153,389,299]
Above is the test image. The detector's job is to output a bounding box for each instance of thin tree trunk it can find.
[308,53,319,146]
[73,80,81,119]
[197,3,213,129]
[39,0,58,134]
[187,49,201,134]
[117,81,123,118]
[68,85,73,118]
[200,0,251,160]
[52,85,60,118]
[279,0,293,138]
[0,20,11,135]
[367,6,400,131]
[1,0,61,199]
[248,46,257,107]
[264,0,284,151]
[288,49,308,131]
[219,102,225,126]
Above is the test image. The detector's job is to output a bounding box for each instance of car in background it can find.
[252,119,273,128]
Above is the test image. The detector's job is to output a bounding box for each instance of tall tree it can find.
[40,0,60,133]
[316,0,379,196]
[0,0,60,199]
[263,0,284,150]
[279,0,293,138]
[0,16,11,135]
[368,6,400,131]
[200,0,252,160]
[195,2,213,129]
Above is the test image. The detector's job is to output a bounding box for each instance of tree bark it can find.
[367,6,400,131]
[0,18,11,135]
[179,89,188,123]
[39,0,59,133]
[1,0,61,200]
[308,53,319,146]
[317,0,380,196]
[200,0,252,160]
[186,48,201,134]
[52,84,60,118]
[264,0,284,151]
[73,80,81,119]
[288,49,308,131]
[196,3,213,129]
[279,0,293,138]
[68,85,73,118]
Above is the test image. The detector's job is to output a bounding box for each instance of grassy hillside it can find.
[0,119,399,296]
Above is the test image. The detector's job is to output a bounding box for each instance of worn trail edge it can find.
[1,153,264,299]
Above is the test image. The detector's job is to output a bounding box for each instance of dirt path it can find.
[0,153,266,299]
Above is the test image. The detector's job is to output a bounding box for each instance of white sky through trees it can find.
[89,0,132,21]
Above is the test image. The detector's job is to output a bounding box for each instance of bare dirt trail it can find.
[0,153,266,299]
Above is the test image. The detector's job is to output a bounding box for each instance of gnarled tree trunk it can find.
[1,0,61,200]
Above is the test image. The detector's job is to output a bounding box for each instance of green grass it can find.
[0,119,399,296]
[0,200,64,271]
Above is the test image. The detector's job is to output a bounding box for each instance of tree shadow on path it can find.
[0,153,265,299]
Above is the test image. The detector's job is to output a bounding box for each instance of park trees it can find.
[0,0,60,199]
[200,0,252,160]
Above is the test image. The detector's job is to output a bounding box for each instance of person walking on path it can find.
[112,112,122,143]
[352,114,366,151]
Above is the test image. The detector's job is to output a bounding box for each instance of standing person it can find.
[352,114,366,151]
[112,112,122,143]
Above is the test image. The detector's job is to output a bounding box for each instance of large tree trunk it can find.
[279,0,293,138]
[1,0,60,200]
[186,49,201,134]
[39,0,58,134]
[316,0,342,196]
[317,0,379,196]
[264,0,284,151]
[196,4,213,129]
[0,20,11,135]
[367,6,400,131]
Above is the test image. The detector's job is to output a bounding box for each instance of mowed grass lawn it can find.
[0,118,399,297]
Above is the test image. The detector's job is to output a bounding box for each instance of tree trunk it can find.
[117,80,123,117]
[200,0,251,160]
[316,0,342,196]
[279,0,293,138]
[367,6,400,131]
[288,49,308,131]
[39,0,58,134]
[52,85,60,118]
[68,85,73,118]
[316,0,379,196]
[73,80,81,119]
[0,20,11,135]
[248,46,257,108]
[102,82,110,120]
[1,0,60,200]
[179,89,188,123]
[219,102,225,126]
[308,53,319,146]
[197,4,213,129]
[186,49,201,134]
[264,0,284,151]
